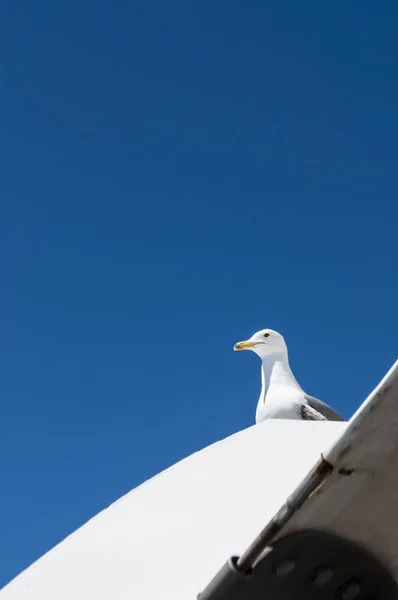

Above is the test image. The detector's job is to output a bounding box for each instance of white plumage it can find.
[234,328,344,423]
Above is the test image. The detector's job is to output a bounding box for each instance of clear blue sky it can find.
[1,0,397,587]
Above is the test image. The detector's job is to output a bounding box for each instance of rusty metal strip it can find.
[236,455,333,572]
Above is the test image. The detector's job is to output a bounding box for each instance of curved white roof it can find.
[1,420,345,600]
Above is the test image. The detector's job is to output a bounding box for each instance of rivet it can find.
[311,566,334,586]
[273,559,296,576]
[340,580,361,599]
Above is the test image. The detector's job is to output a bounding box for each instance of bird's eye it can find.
[264,333,270,338]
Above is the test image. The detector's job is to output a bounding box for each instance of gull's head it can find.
[233,328,287,359]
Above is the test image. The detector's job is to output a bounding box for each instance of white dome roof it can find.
[1,420,345,600]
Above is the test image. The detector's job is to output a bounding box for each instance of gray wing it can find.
[300,403,327,421]
[304,393,345,422]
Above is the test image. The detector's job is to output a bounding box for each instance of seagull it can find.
[234,328,344,422]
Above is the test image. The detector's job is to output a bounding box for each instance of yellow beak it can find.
[233,340,257,351]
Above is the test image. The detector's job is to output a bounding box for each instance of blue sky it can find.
[1,0,397,587]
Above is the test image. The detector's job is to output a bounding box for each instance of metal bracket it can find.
[198,529,398,599]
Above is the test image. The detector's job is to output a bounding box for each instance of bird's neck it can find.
[260,353,301,399]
